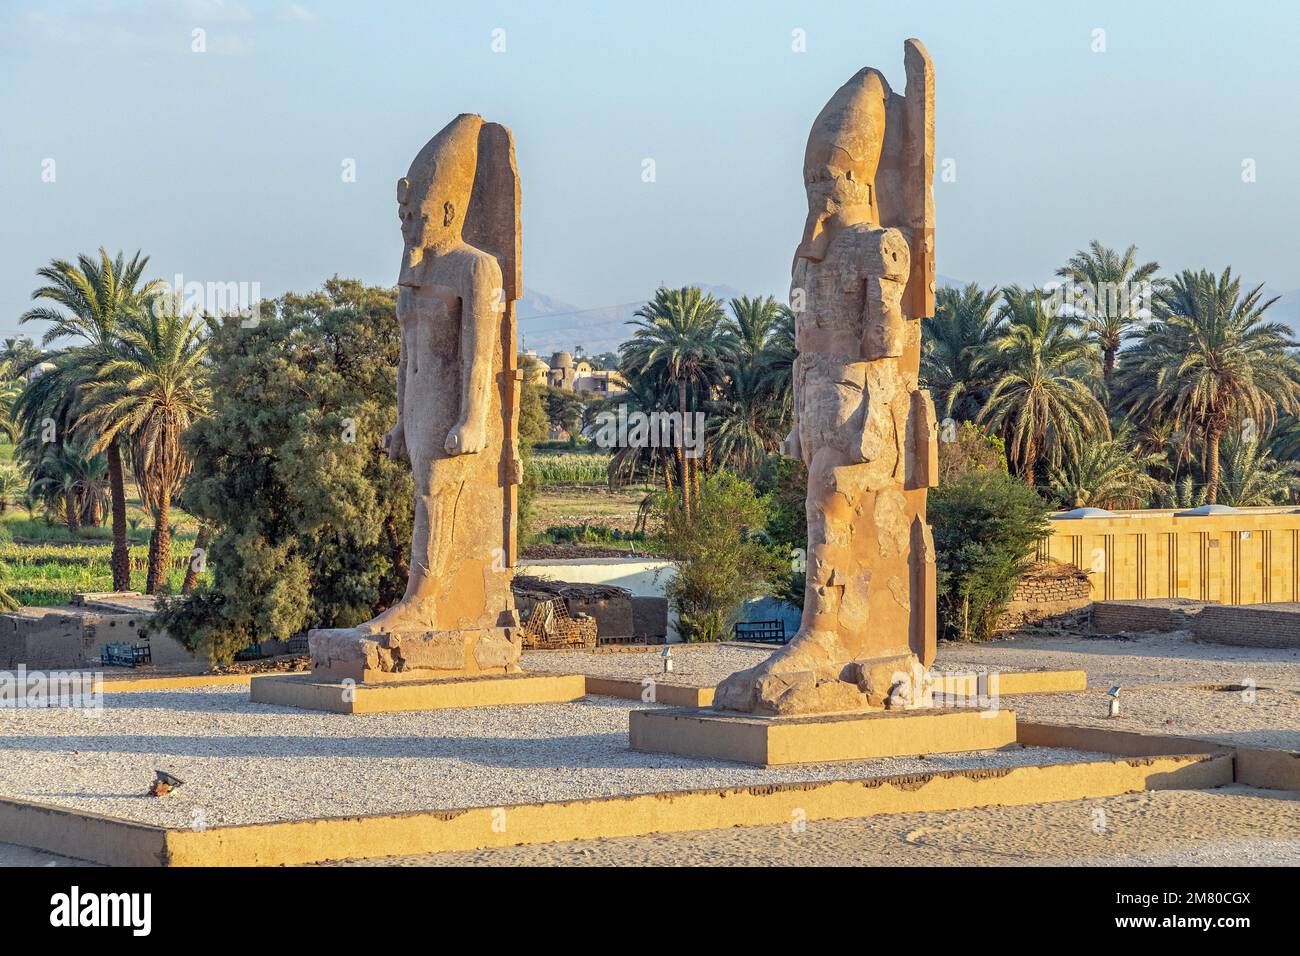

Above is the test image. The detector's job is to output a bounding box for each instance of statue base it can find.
[308,625,521,683]
[249,671,586,714]
[629,706,1016,767]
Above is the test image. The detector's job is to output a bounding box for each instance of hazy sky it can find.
[3,0,1299,340]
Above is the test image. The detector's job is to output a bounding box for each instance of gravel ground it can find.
[324,786,1300,866]
[523,643,770,685]
[0,689,1107,829]
[934,631,1300,689]
[527,633,1300,747]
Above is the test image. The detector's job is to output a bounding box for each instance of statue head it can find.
[398,113,483,271]
[796,68,888,262]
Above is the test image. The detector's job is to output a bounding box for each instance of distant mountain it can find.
[518,277,980,355]
[518,282,748,355]
[1264,287,1300,338]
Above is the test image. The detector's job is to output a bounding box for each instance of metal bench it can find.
[100,642,150,667]
[731,619,787,644]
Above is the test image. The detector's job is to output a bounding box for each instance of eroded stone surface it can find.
[715,40,939,716]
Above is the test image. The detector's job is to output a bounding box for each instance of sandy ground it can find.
[321,787,1300,866]
[0,689,1107,828]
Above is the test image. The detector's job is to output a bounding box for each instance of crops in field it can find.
[0,533,201,607]
[527,453,610,486]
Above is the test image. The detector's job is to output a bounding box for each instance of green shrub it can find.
[930,470,1050,642]
[651,471,784,642]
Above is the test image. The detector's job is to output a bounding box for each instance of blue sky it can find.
[2,0,1298,339]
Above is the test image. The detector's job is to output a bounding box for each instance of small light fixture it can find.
[662,647,674,674]
[149,769,185,798]
[1106,685,1121,718]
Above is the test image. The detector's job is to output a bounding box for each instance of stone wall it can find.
[996,560,1092,629]
[1091,599,1206,634]
[1190,603,1300,649]
[0,594,193,670]
[1090,598,1300,649]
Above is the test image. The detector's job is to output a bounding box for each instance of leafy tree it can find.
[152,278,412,663]
[755,455,807,611]
[1117,268,1300,503]
[977,288,1107,482]
[922,282,1002,421]
[931,469,1051,642]
[516,360,548,538]
[651,470,783,642]
[18,249,162,589]
[938,421,1007,484]
[1055,240,1159,399]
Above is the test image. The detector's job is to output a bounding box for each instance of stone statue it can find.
[309,113,525,682]
[714,40,939,716]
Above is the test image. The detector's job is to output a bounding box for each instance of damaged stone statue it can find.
[713,40,940,716]
[309,113,526,682]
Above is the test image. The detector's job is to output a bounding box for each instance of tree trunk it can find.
[106,443,131,591]
[146,495,171,594]
[1102,348,1117,404]
[1023,442,1038,486]
[1205,423,1223,505]
[676,380,691,520]
[63,488,79,535]
[182,523,210,594]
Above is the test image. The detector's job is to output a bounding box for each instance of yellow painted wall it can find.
[1039,507,1300,605]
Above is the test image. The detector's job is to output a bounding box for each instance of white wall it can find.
[517,558,681,642]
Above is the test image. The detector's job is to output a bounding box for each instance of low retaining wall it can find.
[0,751,1232,866]
[1090,599,1300,649]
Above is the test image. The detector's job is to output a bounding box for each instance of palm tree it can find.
[0,564,19,611]
[0,467,22,514]
[27,439,105,534]
[1055,241,1159,399]
[1047,424,1162,509]
[977,289,1107,482]
[708,361,787,475]
[79,297,210,593]
[620,287,736,517]
[922,282,1002,421]
[759,305,797,411]
[19,249,164,589]
[725,295,783,360]
[1216,435,1300,506]
[1116,268,1300,503]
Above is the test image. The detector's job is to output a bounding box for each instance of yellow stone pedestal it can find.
[629,706,1017,767]
[249,671,585,714]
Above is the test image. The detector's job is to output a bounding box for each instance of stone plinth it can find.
[250,672,584,714]
[630,706,1016,767]
[309,625,520,683]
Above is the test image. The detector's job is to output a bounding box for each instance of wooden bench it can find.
[731,619,787,644]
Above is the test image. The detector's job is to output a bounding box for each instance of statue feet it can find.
[713,628,923,717]
[355,596,439,635]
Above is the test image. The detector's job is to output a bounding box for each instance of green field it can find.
[0,440,206,607]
